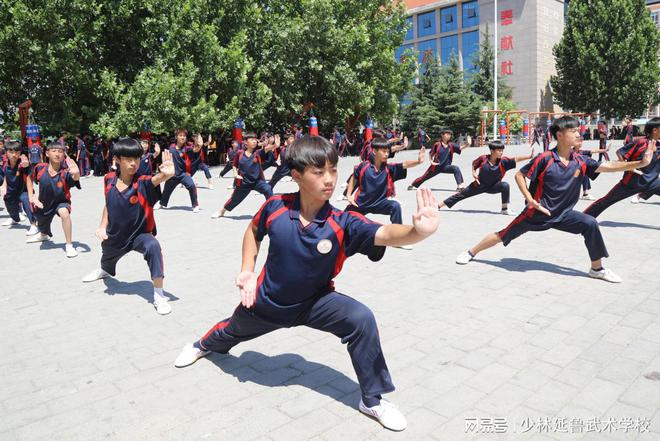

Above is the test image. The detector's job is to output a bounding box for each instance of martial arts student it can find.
[455,116,653,283]
[82,138,176,315]
[174,135,440,432]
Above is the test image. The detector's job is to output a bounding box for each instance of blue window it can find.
[462,31,480,74]
[417,11,436,37]
[404,16,413,41]
[440,35,459,65]
[395,44,414,63]
[462,1,479,28]
[417,39,437,64]
[440,6,457,33]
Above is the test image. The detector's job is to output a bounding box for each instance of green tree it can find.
[401,55,481,140]
[0,0,414,136]
[550,0,660,118]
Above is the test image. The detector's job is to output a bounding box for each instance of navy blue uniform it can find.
[444,155,516,208]
[189,145,212,179]
[584,138,659,218]
[77,139,90,176]
[137,153,155,177]
[28,145,43,167]
[101,173,164,279]
[347,161,407,224]
[160,145,199,208]
[497,149,608,261]
[411,142,463,188]
[219,148,237,177]
[0,157,34,223]
[199,193,393,397]
[31,163,78,236]
[223,149,273,211]
[268,146,292,190]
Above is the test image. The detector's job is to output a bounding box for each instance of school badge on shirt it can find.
[129,195,138,204]
[317,239,332,254]
[573,169,581,178]
[57,181,63,188]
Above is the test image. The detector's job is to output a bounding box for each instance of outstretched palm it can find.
[159,150,175,176]
[236,271,258,308]
[412,188,440,236]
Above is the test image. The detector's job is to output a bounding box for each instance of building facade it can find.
[398,0,566,113]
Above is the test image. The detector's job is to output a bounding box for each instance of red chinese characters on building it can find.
[501,60,513,76]
[500,9,514,75]
[500,9,513,26]
[500,35,513,51]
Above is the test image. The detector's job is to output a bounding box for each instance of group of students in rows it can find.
[1,115,658,432]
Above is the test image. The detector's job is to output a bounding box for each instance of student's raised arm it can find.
[596,143,654,173]
[402,146,425,169]
[26,174,43,209]
[514,148,536,162]
[374,188,439,247]
[514,170,550,216]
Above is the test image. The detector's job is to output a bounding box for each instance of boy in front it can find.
[175,135,440,431]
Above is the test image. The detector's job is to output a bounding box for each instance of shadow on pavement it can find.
[476,257,587,277]
[599,220,660,231]
[209,351,359,409]
[102,278,179,304]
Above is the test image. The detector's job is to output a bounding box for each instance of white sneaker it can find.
[192,206,201,213]
[501,208,513,216]
[19,213,27,221]
[26,233,50,243]
[174,343,210,368]
[210,211,224,219]
[65,244,78,258]
[358,399,407,431]
[25,225,39,236]
[456,250,474,265]
[226,184,234,190]
[82,268,110,283]
[1,218,18,226]
[394,244,413,250]
[153,202,161,210]
[407,185,415,191]
[154,296,172,315]
[456,185,465,191]
[208,183,214,190]
[581,194,596,201]
[588,267,622,283]
[630,195,641,204]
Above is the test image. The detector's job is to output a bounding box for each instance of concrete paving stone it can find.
[1,145,658,440]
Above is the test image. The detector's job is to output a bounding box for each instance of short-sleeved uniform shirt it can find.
[137,153,155,177]
[520,148,600,220]
[277,147,290,174]
[103,172,160,250]
[29,146,43,164]
[617,138,659,188]
[251,193,385,312]
[31,163,77,211]
[431,142,462,167]
[233,149,266,185]
[471,155,516,188]
[352,161,406,207]
[167,145,192,177]
[0,159,30,198]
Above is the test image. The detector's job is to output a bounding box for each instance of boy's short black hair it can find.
[286,135,338,173]
[439,128,453,135]
[47,141,66,150]
[550,116,580,140]
[243,131,257,140]
[371,137,391,150]
[5,140,21,151]
[644,117,660,136]
[488,141,505,150]
[113,137,143,158]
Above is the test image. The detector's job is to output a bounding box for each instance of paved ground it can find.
[0,141,659,441]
